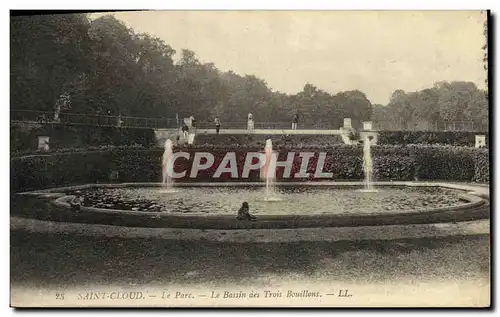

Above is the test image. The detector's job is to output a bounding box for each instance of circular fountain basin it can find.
[65,185,474,215]
[14,182,488,230]
[11,182,490,229]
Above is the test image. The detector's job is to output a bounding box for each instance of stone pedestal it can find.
[363,121,373,131]
[116,115,123,127]
[475,135,486,148]
[187,133,195,145]
[37,136,50,152]
[343,118,352,129]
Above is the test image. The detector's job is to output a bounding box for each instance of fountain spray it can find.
[162,139,174,190]
[362,136,376,192]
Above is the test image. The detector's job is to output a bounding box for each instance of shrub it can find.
[412,145,476,181]
[373,156,415,181]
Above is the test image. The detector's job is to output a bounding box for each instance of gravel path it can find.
[10,221,490,307]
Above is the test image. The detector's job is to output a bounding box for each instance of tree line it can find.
[372,81,488,131]
[10,13,488,131]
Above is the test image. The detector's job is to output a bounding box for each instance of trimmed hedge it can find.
[10,123,157,154]
[193,134,344,148]
[10,144,490,193]
[472,149,490,183]
[411,145,476,181]
[378,131,489,147]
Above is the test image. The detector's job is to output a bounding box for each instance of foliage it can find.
[11,14,92,112]
[6,13,375,129]
[373,82,488,131]
[11,13,488,136]
[483,18,488,87]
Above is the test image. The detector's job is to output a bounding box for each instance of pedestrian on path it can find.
[182,123,189,139]
[292,113,298,130]
[247,113,254,132]
[190,115,197,134]
[214,116,221,135]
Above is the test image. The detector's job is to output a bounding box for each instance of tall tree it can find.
[11,14,92,112]
[483,18,488,88]
[10,13,488,132]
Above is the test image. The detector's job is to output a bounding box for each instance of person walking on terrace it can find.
[247,113,254,132]
[190,115,197,133]
[214,116,221,135]
[181,123,189,139]
[292,113,299,130]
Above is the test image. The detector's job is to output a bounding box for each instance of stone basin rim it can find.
[16,181,490,196]
[21,181,488,220]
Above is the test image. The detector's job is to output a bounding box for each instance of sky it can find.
[93,10,487,105]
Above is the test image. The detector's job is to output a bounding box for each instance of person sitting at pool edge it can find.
[69,191,84,212]
[236,202,256,221]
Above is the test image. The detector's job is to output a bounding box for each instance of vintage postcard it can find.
[10,10,490,308]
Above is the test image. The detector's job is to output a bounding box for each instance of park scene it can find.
[10,11,490,307]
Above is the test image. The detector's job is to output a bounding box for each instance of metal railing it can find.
[10,109,489,132]
[10,110,339,130]
[373,121,488,132]
[10,110,179,129]
[194,121,302,129]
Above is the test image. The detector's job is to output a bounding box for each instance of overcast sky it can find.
[96,10,487,104]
